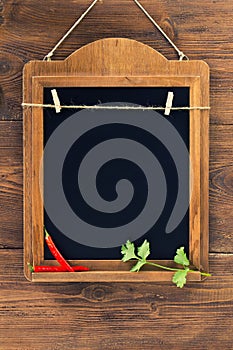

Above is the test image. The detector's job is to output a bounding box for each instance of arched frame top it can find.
[24,37,209,77]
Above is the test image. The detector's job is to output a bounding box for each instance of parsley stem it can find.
[145,261,180,272]
[145,262,211,276]
[188,270,211,277]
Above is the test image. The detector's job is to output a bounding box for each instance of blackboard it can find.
[43,86,190,261]
[23,38,209,282]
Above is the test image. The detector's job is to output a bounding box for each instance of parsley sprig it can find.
[121,240,211,288]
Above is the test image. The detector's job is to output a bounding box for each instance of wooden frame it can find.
[23,38,209,282]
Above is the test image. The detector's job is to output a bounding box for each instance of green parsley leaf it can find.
[137,239,150,260]
[174,247,190,267]
[121,241,210,288]
[172,269,189,288]
[130,260,146,272]
[121,240,137,262]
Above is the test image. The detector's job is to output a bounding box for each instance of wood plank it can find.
[209,59,233,125]
[210,125,233,165]
[30,271,201,283]
[0,303,232,350]
[0,166,22,196]
[0,0,232,123]
[0,162,22,248]
[0,123,22,247]
[1,303,232,350]
[0,129,20,247]
[209,125,233,252]
[0,147,22,167]
[0,121,22,147]
[0,250,233,349]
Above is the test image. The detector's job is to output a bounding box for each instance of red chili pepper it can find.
[28,263,90,272]
[44,228,74,272]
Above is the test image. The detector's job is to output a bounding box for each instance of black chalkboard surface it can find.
[43,86,190,261]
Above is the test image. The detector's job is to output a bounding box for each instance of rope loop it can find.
[178,51,189,61]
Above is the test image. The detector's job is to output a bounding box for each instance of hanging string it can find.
[43,0,189,61]
[22,103,210,111]
[133,0,188,60]
[43,0,99,61]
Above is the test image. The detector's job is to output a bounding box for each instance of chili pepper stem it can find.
[44,227,49,239]
[27,262,34,273]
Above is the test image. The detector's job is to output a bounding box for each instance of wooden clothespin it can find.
[164,91,174,116]
[51,89,61,113]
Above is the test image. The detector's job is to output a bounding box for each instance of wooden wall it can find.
[0,0,233,348]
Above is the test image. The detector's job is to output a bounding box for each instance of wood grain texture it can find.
[0,0,232,123]
[0,122,22,248]
[210,125,233,252]
[0,0,232,348]
[0,250,233,349]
